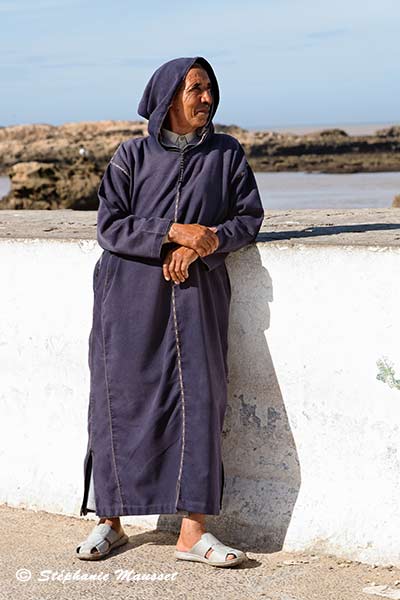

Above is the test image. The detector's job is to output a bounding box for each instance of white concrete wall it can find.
[1,237,400,565]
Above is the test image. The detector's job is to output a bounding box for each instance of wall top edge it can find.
[0,209,399,248]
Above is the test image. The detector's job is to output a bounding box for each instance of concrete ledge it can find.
[1,209,400,566]
[0,207,400,246]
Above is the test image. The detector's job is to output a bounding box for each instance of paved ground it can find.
[1,505,400,600]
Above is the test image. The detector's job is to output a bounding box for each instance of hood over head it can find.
[137,56,220,143]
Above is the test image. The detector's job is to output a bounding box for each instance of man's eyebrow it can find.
[188,82,212,89]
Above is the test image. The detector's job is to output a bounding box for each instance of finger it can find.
[163,261,171,281]
[195,244,207,257]
[174,257,186,283]
[167,256,177,283]
[207,235,218,254]
[171,257,183,284]
[194,231,218,257]
[179,258,189,280]
[163,251,174,279]
[210,230,219,252]
[180,256,189,281]
[202,234,215,255]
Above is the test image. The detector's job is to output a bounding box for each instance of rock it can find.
[376,126,400,138]
[1,119,400,209]
[2,159,101,209]
[317,128,349,137]
[0,120,149,209]
[392,195,400,208]
[0,120,147,170]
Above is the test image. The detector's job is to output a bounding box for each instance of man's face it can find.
[168,67,213,132]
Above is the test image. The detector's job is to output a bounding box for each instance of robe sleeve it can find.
[199,143,264,272]
[96,143,174,259]
[161,225,172,245]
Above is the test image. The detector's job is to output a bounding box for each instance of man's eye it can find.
[189,85,212,93]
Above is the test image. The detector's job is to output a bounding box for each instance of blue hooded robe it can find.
[79,56,264,517]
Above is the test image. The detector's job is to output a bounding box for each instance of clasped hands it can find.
[162,223,219,284]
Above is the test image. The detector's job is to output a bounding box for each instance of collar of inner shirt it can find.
[160,126,204,149]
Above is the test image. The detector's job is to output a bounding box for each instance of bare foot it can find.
[98,517,124,536]
[176,512,235,560]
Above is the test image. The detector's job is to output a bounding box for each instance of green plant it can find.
[376,356,400,391]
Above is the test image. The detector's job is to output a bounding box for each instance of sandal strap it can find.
[78,523,120,554]
[190,532,241,563]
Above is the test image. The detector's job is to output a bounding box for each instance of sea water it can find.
[1,172,400,210]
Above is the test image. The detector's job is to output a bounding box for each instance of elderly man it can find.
[76,56,264,567]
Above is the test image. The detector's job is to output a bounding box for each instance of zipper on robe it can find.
[172,148,187,512]
[164,127,211,513]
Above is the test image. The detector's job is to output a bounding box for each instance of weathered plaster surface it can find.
[1,208,400,565]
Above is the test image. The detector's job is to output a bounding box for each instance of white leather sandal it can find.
[174,532,247,568]
[76,523,129,560]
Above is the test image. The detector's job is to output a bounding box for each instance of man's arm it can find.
[97,143,174,259]
[199,142,265,272]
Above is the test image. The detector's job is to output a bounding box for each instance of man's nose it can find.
[201,89,212,104]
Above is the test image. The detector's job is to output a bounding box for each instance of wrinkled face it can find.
[167,66,213,132]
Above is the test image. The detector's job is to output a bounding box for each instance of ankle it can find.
[179,515,206,539]
[180,512,205,526]
[98,517,122,531]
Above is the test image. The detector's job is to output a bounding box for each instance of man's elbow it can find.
[96,225,114,252]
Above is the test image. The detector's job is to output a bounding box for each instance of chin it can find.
[194,115,208,127]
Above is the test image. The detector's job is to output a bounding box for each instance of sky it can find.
[1,0,399,129]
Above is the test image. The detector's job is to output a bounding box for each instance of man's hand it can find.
[168,223,219,257]
[163,246,200,284]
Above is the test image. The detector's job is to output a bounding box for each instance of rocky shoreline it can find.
[0,120,399,209]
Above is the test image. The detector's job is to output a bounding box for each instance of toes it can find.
[76,543,100,556]
[205,548,237,560]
